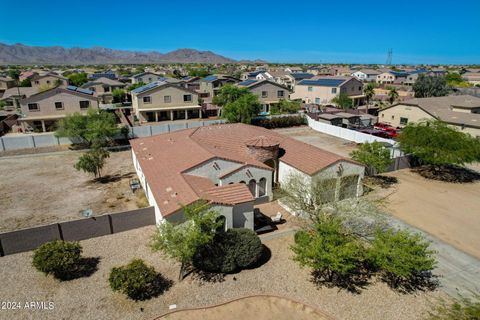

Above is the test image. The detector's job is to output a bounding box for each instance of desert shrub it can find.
[109,259,171,301]
[252,115,306,129]
[427,294,480,320]
[32,240,82,278]
[367,228,437,288]
[193,228,263,273]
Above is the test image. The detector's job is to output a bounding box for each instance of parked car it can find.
[373,122,392,130]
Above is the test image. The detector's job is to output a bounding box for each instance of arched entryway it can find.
[248,179,257,197]
[258,178,267,197]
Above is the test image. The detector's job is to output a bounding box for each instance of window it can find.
[104,86,110,92]
[258,178,267,197]
[391,115,394,120]
[28,103,39,111]
[164,95,171,103]
[183,94,192,102]
[331,88,337,94]
[143,96,151,104]
[148,77,152,82]
[35,81,39,85]
[79,100,90,109]
[46,80,51,84]
[400,117,408,125]
[277,90,284,98]
[261,91,268,98]
[381,113,384,118]
[315,97,320,104]
[54,102,63,110]
[359,86,362,91]
[308,86,313,92]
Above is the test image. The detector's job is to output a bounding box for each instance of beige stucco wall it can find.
[32,76,68,88]
[133,73,162,84]
[291,79,363,104]
[0,79,15,90]
[247,82,289,104]
[133,86,199,113]
[379,104,434,127]
[376,72,395,84]
[20,90,99,119]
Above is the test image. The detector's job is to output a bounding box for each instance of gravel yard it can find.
[0,150,140,232]
[0,226,445,320]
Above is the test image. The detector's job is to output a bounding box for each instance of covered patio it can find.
[140,105,202,123]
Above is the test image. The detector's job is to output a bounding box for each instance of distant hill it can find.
[0,43,260,65]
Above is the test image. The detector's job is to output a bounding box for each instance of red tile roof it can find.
[130,123,354,217]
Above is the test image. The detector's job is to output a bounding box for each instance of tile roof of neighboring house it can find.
[298,76,351,87]
[463,72,480,80]
[1,87,38,100]
[21,86,99,103]
[289,73,315,80]
[130,80,195,95]
[130,123,358,216]
[81,77,126,88]
[132,72,162,79]
[237,79,291,91]
[387,95,480,128]
[32,72,67,80]
[356,69,381,75]
[201,75,239,82]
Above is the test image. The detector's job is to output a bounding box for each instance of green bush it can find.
[427,294,480,320]
[367,228,437,286]
[32,240,82,279]
[252,115,306,129]
[109,259,171,301]
[193,228,264,273]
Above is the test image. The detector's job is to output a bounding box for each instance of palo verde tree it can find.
[413,74,449,98]
[291,217,366,283]
[221,92,262,124]
[350,141,392,176]
[212,84,249,107]
[150,200,222,280]
[398,120,480,169]
[56,108,119,147]
[74,147,110,179]
[367,228,437,288]
[332,93,353,109]
[112,88,125,103]
[67,72,88,87]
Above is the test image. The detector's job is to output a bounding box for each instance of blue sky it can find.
[2,0,480,64]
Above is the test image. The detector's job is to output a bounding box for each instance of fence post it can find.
[0,137,4,152]
[149,125,153,136]
[0,238,4,257]
[31,135,36,148]
[108,215,114,234]
[57,224,64,240]
[167,124,170,132]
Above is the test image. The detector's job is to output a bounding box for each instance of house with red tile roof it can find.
[130,123,365,230]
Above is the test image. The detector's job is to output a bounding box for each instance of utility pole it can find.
[386,49,393,65]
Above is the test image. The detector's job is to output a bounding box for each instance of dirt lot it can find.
[162,296,332,320]
[274,126,358,158]
[0,226,444,320]
[374,169,480,259]
[0,150,140,232]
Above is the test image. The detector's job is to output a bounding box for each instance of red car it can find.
[373,123,400,138]
[373,122,392,130]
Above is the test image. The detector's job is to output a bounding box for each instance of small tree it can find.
[222,93,262,124]
[350,141,392,176]
[74,147,110,179]
[127,82,146,92]
[270,99,301,115]
[56,108,119,147]
[398,120,480,168]
[212,84,250,107]
[68,72,88,87]
[367,228,436,287]
[387,87,399,105]
[363,83,375,112]
[150,200,222,280]
[32,240,82,279]
[413,74,449,98]
[332,93,353,109]
[112,88,125,103]
[291,217,365,282]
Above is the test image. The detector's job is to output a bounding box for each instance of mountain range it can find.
[0,43,262,65]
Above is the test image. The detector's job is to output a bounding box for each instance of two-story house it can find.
[18,86,99,132]
[131,72,168,84]
[0,77,15,93]
[291,76,365,107]
[237,80,291,113]
[198,75,240,102]
[131,81,201,123]
[351,69,381,82]
[31,73,68,89]
[81,77,126,104]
